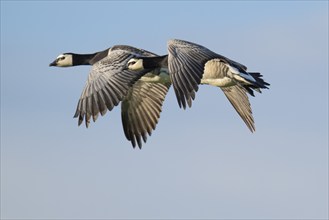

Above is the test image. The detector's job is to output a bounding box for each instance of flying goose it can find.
[50,45,171,148]
[128,39,270,132]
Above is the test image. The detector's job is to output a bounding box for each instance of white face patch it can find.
[56,54,65,59]
[55,54,73,67]
[127,58,144,70]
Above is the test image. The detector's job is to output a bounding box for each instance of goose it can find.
[127,39,270,132]
[50,45,171,148]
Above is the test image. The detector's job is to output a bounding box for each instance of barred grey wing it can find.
[167,39,217,109]
[121,80,171,148]
[73,50,148,127]
[221,85,255,132]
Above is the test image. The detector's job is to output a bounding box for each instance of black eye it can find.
[129,61,136,65]
[57,57,65,62]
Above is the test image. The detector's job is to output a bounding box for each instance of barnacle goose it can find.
[50,45,171,148]
[128,39,270,132]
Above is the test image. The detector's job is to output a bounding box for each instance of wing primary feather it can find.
[221,86,255,132]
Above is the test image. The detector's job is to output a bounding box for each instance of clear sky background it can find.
[1,1,328,219]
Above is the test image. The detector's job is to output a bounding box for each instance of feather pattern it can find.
[221,85,255,132]
[168,39,218,109]
[73,49,149,127]
[121,79,171,148]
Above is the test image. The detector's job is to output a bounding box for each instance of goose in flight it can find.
[50,45,171,148]
[128,39,270,132]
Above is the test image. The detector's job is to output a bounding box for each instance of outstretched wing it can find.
[221,85,255,132]
[167,39,218,109]
[74,50,148,127]
[121,79,171,148]
[167,39,248,109]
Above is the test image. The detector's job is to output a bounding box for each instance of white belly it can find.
[201,77,235,87]
[201,59,235,87]
[203,59,226,78]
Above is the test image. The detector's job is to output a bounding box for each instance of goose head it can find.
[127,58,144,70]
[49,53,73,67]
[127,55,168,71]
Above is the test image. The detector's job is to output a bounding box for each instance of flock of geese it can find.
[49,39,270,148]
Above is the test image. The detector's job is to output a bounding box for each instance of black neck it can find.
[143,55,168,69]
[72,53,97,66]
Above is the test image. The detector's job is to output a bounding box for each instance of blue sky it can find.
[1,1,328,219]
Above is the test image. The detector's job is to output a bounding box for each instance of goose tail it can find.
[242,72,270,96]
